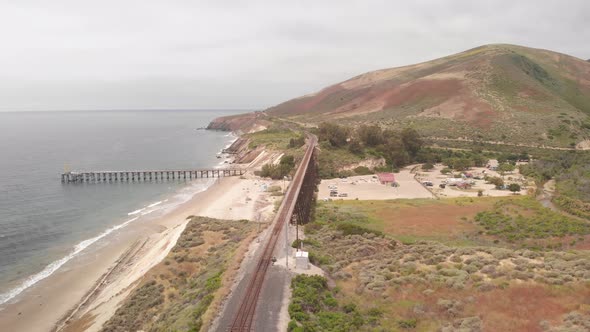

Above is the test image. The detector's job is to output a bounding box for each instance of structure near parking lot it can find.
[377,173,396,185]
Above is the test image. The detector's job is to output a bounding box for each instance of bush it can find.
[342,303,357,313]
[259,154,295,179]
[289,136,305,149]
[336,223,383,237]
[474,198,590,241]
[354,166,372,175]
[488,176,504,188]
[422,163,435,170]
[287,320,299,332]
[289,274,379,330]
[508,183,521,193]
[398,318,418,329]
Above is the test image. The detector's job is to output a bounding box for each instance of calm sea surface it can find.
[0,110,240,304]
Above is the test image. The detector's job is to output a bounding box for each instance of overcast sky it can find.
[1,0,589,111]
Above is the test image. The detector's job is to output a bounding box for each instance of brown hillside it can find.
[265,44,590,147]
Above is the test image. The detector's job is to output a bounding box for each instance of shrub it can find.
[354,166,372,175]
[488,176,504,188]
[287,320,299,332]
[342,303,357,313]
[508,183,521,193]
[398,318,418,329]
[288,136,305,148]
[336,223,383,237]
[422,163,435,170]
[259,154,296,179]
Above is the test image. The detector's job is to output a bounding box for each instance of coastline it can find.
[0,127,259,332]
[0,169,278,332]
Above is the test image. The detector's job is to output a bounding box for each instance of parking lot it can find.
[318,167,434,201]
[414,164,531,198]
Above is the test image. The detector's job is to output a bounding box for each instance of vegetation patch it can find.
[246,127,302,151]
[520,151,590,219]
[101,217,254,332]
[474,197,590,245]
[258,154,296,179]
[288,275,380,331]
[296,197,590,331]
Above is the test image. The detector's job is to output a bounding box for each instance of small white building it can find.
[295,251,309,270]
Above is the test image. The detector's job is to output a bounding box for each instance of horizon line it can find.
[0,108,259,113]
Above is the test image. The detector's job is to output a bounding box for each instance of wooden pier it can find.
[61,169,245,183]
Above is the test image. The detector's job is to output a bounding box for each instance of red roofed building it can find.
[377,173,395,185]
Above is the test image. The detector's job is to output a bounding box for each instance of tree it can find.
[401,128,423,157]
[472,155,487,167]
[348,140,363,155]
[422,163,434,171]
[288,136,305,148]
[280,154,295,168]
[357,124,384,147]
[259,155,295,179]
[444,157,472,171]
[385,138,409,167]
[488,176,504,188]
[498,163,516,174]
[318,122,349,147]
[508,183,521,193]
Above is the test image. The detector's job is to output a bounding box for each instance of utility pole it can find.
[285,216,289,269]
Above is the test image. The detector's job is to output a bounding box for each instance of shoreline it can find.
[0,128,256,332]
[0,170,277,332]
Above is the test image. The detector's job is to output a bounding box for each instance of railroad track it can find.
[228,134,317,331]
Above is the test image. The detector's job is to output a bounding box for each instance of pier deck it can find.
[61,168,245,183]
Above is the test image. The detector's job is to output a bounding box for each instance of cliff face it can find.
[207,112,269,133]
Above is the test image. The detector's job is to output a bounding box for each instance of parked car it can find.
[338,193,348,197]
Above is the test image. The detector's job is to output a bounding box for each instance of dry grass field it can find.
[289,198,590,331]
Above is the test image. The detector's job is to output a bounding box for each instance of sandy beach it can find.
[0,174,278,332]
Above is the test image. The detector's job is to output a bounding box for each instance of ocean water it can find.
[0,110,240,304]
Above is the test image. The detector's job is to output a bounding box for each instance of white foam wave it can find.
[0,216,139,306]
[158,179,215,214]
[147,201,163,208]
[127,208,144,216]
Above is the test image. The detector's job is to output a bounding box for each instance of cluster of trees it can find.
[288,135,305,149]
[259,154,295,179]
[485,176,521,192]
[317,123,425,168]
[520,151,590,217]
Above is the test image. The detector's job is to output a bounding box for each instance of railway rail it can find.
[228,134,317,331]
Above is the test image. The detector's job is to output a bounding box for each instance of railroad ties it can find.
[61,169,245,183]
[228,134,318,332]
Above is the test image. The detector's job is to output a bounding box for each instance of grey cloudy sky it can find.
[1,0,589,111]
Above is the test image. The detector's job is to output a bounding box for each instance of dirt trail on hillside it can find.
[426,137,585,151]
